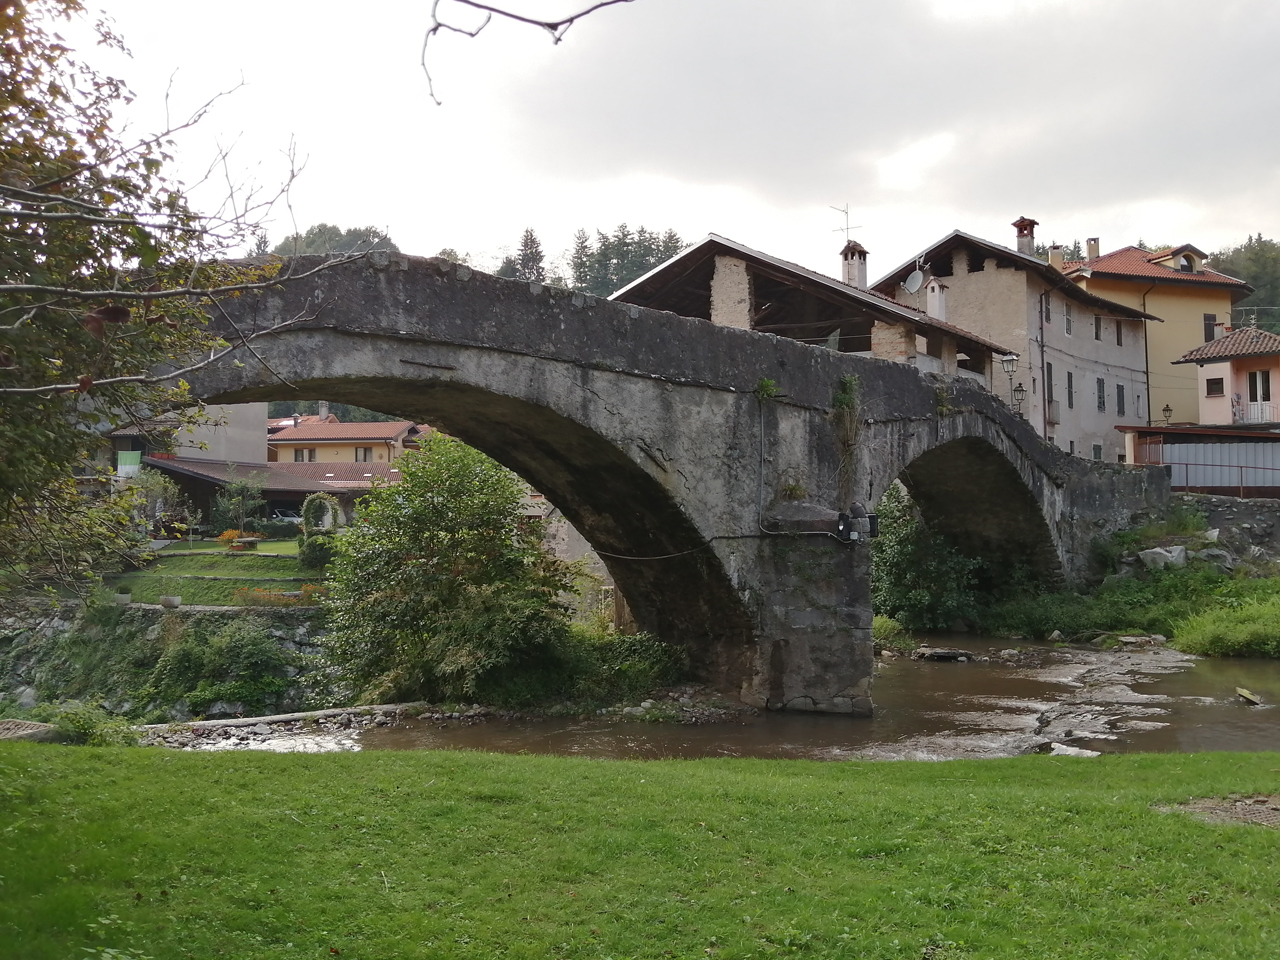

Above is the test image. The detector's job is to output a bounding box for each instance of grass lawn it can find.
[159,539,301,556]
[1,745,1277,960]
[113,548,320,605]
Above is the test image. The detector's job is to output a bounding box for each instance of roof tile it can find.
[1174,326,1280,363]
[1064,246,1251,288]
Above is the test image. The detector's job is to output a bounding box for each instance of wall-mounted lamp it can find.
[1162,403,1173,424]
[1013,381,1027,415]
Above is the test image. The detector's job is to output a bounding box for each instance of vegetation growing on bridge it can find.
[3,743,1277,960]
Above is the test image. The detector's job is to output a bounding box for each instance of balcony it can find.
[1235,401,1278,425]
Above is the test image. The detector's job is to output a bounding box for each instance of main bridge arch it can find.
[187,254,1168,712]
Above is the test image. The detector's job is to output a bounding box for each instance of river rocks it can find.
[910,647,972,661]
[1139,545,1187,570]
[1048,742,1101,758]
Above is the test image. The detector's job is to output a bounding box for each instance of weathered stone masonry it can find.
[185,254,1169,713]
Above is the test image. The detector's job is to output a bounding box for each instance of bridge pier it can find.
[742,531,874,714]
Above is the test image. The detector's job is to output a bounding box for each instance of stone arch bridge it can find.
[188,254,1169,714]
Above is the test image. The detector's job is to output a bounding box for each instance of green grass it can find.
[112,549,319,605]
[872,614,913,652]
[1174,596,1280,657]
[1,746,1277,960]
[977,564,1280,647]
[158,539,301,556]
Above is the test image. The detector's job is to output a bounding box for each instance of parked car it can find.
[271,509,304,525]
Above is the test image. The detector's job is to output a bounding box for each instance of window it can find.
[1042,292,1051,323]
[1092,444,1103,461]
[1045,362,1054,403]
[1066,371,1074,409]
[1096,377,1106,412]
[1248,369,1272,403]
[1137,393,1143,419]
[1032,378,1037,395]
[1204,313,1217,342]
[1117,454,1127,463]
[1117,383,1126,416]
[1206,378,1225,397]
[1069,440,1076,456]
[1094,315,1102,341]
[1065,303,1072,335]
[1180,255,1193,272]
[1116,320,1123,347]
[294,448,316,463]
[355,447,373,462]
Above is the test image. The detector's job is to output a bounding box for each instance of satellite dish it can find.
[904,269,924,294]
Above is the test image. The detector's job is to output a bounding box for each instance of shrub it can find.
[1173,598,1280,658]
[114,583,132,595]
[32,700,139,746]
[872,615,912,652]
[323,437,578,703]
[215,528,263,543]
[871,484,980,631]
[253,519,302,540]
[298,533,337,570]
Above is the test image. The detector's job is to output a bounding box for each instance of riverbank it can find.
[3,743,1277,960]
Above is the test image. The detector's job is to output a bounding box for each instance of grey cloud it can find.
[490,0,1280,226]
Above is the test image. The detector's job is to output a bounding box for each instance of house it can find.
[610,233,1015,391]
[1062,241,1254,426]
[1172,325,1280,426]
[872,219,1159,462]
[267,419,419,463]
[109,402,268,477]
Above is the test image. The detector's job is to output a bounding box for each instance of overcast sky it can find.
[91,0,1280,281]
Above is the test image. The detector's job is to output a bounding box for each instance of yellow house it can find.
[1063,242,1253,425]
[267,420,416,464]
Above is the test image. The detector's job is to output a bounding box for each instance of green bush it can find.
[871,484,980,631]
[872,615,912,652]
[323,437,578,704]
[249,519,302,540]
[31,700,138,746]
[298,533,337,570]
[1173,598,1280,657]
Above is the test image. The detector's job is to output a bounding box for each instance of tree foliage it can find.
[271,223,398,257]
[871,483,979,632]
[0,1,315,596]
[1210,234,1280,331]
[323,435,577,702]
[570,224,684,296]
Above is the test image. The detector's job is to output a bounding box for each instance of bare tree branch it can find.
[0,299,329,395]
[421,0,635,104]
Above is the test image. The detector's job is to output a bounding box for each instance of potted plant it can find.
[113,584,132,605]
[158,595,182,609]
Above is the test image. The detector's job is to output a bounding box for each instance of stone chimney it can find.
[1086,237,1100,260]
[317,399,330,421]
[1012,216,1038,256]
[840,239,869,290]
[1048,244,1065,271]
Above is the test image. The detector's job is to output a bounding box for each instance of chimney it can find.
[1086,237,1100,260]
[317,400,330,421]
[840,239,869,290]
[1048,244,1065,271]
[292,415,301,427]
[1012,216,1038,256]
[926,279,947,322]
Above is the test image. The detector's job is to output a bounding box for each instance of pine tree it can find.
[516,228,546,282]
[570,229,594,291]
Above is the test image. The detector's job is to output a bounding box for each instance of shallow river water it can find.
[355,638,1280,761]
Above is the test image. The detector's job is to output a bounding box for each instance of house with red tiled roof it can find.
[1061,239,1254,427]
[610,233,1015,391]
[1172,326,1280,426]
[872,219,1158,462]
[267,419,421,464]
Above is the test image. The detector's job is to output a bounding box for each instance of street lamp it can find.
[1162,403,1173,424]
[1013,381,1027,416]
[1000,354,1018,407]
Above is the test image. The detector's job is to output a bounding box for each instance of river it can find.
[354,638,1280,760]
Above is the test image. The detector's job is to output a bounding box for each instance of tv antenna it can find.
[830,204,862,241]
